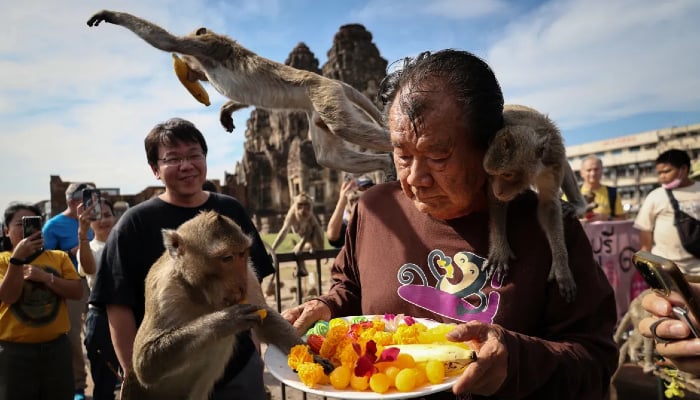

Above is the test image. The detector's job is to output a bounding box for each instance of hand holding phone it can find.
[22,216,43,239]
[82,188,102,221]
[633,250,700,337]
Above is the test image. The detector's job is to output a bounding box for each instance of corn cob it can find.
[172,53,211,106]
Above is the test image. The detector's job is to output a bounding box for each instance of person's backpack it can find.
[665,189,700,258]
[607,186,618,218]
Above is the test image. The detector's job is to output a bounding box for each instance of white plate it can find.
[264,316,458,399]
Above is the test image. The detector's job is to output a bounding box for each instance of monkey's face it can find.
[210,248,250,305]
[295,202,311,218]
[489,172,527,201]
[483,128,538,201]
[165,211,253,306]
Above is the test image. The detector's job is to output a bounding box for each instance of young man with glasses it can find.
[89,117,274,399]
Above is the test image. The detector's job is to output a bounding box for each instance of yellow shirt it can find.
[581,185,625,218]
[0,250,79,343]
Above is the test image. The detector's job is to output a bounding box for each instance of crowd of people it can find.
[1,47,700,400]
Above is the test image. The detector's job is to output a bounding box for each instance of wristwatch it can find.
[9,257,26,266]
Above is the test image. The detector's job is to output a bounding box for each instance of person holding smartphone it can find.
[43,182,96,400]
[77,198,119,400]
[639,286,700,375]
[326,175,374,249]
[0,203,83,399]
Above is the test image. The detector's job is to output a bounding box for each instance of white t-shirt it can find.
[634,182,700,274]
[77,239,106,290]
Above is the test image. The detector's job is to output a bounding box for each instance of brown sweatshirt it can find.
[318,182,618,399]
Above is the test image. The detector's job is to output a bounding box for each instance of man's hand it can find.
[281,299,331,336]
[446,321,508,396]
[639,290,700,375]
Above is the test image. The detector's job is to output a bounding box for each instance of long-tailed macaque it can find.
[268,193,324,283]
[270,193,324,256]
[86,10,393,176]
[121,211,329,400]
[482,104,587,302]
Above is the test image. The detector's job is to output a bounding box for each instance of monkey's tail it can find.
[613,311,632,344]
[561,163,587,217]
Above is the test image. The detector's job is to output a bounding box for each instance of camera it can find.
[82,188,102,221]
[22,216,43,238]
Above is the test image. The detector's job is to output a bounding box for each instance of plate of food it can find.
[264,315,476,399]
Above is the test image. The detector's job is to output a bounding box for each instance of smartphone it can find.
[22,216,43,238]
[82,188,102,221]
[632,250,700,337]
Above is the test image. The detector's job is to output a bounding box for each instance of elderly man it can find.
[282,50,617,399]
[579,155,626,221]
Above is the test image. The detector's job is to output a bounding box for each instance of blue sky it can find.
[1,0,699,212]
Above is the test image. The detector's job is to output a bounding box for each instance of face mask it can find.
[663,178,682,190]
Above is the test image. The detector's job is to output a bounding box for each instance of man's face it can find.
[581,159,603,186]
[152,141,207,198]
[389,84,489,220]
[656,162,686,185]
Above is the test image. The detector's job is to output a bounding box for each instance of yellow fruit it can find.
[394,368,417,392]
[386,343,476,373]
[350,374,369,391]
[369,373,391,394]
[425,360,446,384]
[414,366,428,388]
[384,366,401,387]
[329,366,351,390]
[394,353,416,369]
[172,53,211,106]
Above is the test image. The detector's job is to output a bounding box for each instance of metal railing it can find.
[269,248,340,312]
[266,248,340,400]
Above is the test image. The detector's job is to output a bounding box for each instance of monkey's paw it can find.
[483,246,515,282]
[560,199,579,219]
[548,264,577,302]
[221,303,265,332]
[87,10,116,27]
[293,263,309,278]
[483,261,508,283]
[220,112,235,133]
[313,354,335,375]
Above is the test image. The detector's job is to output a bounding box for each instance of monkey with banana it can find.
[86,10,394,176]
[121,211,330,400]
[482,104,587,302]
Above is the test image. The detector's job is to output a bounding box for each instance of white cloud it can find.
[488,0,700,129]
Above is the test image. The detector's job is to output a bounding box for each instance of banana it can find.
[172,53,211,106]
[385,344,477,374]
